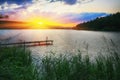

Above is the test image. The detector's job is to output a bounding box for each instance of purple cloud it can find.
[0,0,32,5]
[49,0,94,5]
[63,12,109,23]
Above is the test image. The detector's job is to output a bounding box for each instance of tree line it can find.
[75,12,120,31]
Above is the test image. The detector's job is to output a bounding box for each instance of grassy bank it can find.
[0,47,120,80]
[0,47,39,80]
[39,50,120,80]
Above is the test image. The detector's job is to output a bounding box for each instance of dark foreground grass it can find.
[0,47,120,80]
[40,51,120,80]
[0,47,39,80]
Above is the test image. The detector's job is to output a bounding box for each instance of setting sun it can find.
[25,17,77,29]
[26,18,58,29]
[38,22,43,25]
[26,18,50,29]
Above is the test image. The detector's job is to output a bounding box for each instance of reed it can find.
[0,47,39,80]
[0,46,120,80]
[39,50,120,80]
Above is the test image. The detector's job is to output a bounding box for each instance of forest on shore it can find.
[75,12,120,31]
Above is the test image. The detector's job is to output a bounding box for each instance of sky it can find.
[0,0,120,28]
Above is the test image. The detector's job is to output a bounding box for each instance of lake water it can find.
[0,29,120,58]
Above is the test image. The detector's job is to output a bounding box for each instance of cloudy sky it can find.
[0,0,120,27]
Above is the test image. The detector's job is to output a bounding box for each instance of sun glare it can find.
[25,17,75,29]
[38,22,43,25]
[26,18,57,29]
[26,18,48,29]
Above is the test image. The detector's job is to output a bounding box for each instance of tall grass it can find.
[39,50,120,80]
[0,46,120,80]
[0,47,39,80]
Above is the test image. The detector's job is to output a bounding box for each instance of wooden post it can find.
[52,41,53,45]
[46,36,48,45]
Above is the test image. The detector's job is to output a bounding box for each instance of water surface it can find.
[0,29,120,58]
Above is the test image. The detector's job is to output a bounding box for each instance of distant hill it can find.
[0,20,29,29]
[0,20,26,24]
[75,12,120,31]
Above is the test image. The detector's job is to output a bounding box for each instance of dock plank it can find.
[0,40,53,47]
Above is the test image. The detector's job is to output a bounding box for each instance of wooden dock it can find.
[0,40,53,47]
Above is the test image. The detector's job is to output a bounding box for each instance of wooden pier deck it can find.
[0,40,53,47]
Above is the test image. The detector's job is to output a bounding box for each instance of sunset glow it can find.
[0,0,120,29]
[27,18,59,29]
[24,17,77,29]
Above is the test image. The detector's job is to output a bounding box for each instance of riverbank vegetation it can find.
[0,47,39,80]
[40,50,120,80]
[76,12,120,31]
[0,46,120,80]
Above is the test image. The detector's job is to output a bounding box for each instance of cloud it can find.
[61,12,109,23]
[0,2,31,16]
[64,0,94,5]
[0,0,32,5]
[0,0,95,14]
[64,0,77,5]
[74,13,109,22]
[48,0,77,5]
[0,0,107,26]
[31,0,94,5]
[0,0,107,22]
[46,0,94,5]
